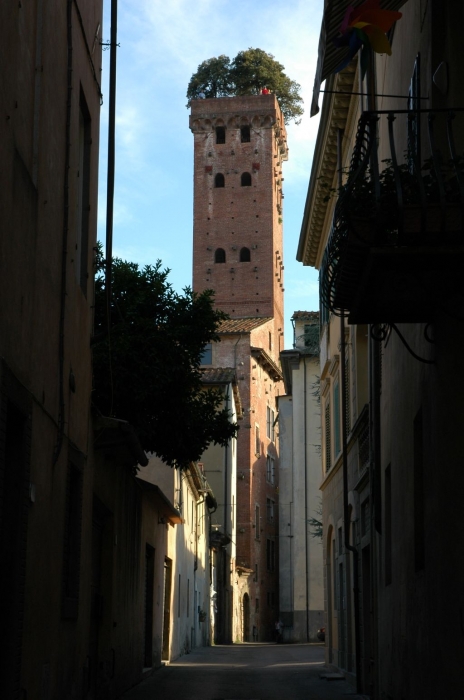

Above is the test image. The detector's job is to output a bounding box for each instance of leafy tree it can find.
[230,49,304,125]
[186,48,304,125]
[92,247,238,468]
[186,55,233,101]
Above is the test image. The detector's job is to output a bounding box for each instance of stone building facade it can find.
[190,95,287,641]
[298,0,464,697]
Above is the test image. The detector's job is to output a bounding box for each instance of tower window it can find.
[215,126,226,144]
[241,126,250,143]
[241,172,252,187]
[215,248,226,263]
[239,247,250,262]
[215,173,225,188]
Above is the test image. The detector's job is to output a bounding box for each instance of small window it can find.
[266,455,275,484]
[239,247,250,262]
[255,424,260,456]
[200,343,212,365]
[216,126,226,144]
[266,407,275,442]
[266,539,275,571]
[266,498,274,522]
[215,248,226,263]
[241,172,252,187]
[241,126,250,143]
[215,173,225,188]
[325,400,332,472]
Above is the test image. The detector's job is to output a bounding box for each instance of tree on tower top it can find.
[187,48,304,125]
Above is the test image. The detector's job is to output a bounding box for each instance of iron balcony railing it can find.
[320,108,464,320]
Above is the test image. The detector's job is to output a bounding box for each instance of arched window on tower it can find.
[215,126,226,144]
[241,126,251,143]
[240,247,251,262]
[241,172,252,187]
[215,248,226,263]
[215,173,225,188]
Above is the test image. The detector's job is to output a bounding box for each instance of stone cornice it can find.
[297,62,358,268]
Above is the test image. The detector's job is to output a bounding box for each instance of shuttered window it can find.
[325,400,331,472]
[345,357,351,433]
[334,377,341,457]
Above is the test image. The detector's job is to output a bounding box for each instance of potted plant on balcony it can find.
[326,154,464,247]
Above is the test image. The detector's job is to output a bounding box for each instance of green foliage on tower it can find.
[92,245,238,468]
[187,48,304,125]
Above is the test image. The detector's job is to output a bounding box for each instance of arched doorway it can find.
[243,593,250,642]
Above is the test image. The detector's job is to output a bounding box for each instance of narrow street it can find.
[120,644,365,700]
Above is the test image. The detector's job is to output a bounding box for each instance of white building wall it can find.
[279,317,324,642]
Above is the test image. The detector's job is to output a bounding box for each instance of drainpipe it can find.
[303,355,310,642]
[338,128,362,693]
[369,330,381,700]
[105,0,118,331]
[53,0,73,466]
[366,57,381,700]
[223,385,230,643]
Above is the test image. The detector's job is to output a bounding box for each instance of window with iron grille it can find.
[62,459,83,618]
[325,400,331,472]
[267,406,275,442]
[266,539,275,571]
[266,498,274,522]
[266,455,275,484]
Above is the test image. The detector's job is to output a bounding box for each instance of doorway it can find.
[362,545,372,693]
[243,593,250,642]
[144,545,155,668]
[162,558,172,661]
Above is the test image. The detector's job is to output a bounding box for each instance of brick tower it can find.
[190,94,288,642]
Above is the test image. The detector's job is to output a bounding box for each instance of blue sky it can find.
[98,0,323,348]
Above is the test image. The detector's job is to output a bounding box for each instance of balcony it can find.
[320,109,464,324]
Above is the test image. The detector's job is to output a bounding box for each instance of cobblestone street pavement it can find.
[120,644,367,700]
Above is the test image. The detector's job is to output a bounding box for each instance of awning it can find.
[311,0,409,116]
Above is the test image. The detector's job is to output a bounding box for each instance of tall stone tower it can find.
[190,94,288,642]
[190,94,287,355]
